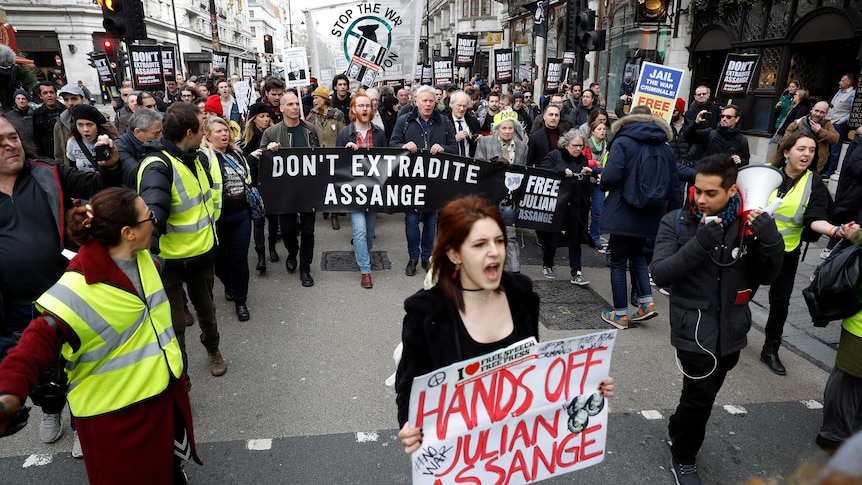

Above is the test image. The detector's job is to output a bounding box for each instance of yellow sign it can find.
[487,32,503,45]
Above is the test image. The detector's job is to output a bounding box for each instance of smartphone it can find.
[702,112,711,121]
[94,144,111,161]
[704,215,718,224]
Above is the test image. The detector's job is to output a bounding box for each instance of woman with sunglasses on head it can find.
[396,195,614,453]
[0,187,200,484]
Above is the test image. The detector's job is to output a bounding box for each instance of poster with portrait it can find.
[346,36,387,87]
[283,47,310,87]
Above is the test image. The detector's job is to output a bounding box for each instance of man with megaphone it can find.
[651,154,785,485]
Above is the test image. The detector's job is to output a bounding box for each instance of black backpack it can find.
[802,243,862,327]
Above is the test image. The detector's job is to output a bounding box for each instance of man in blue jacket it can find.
[600,105,682,328]
[651,154,784,484]
[390,85,458,276]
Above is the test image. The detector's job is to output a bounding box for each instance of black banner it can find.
[544,58,563,94]
[454,34,478,67]
[383,79,404,88]
[849,63,862,131]
[433,57,454,88]
[161,47,177,82]
[495,49,513,84]
[212,50,229,76]
[241,58,257,80]
[414,63,422,84]
[717,53,759,96]
[531,0,550,39]
[257,148,572,231]
[93,53,117,88]
[129,44,164,91]
[421,65,433,85]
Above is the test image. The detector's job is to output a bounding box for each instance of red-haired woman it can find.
[395,195,615,453]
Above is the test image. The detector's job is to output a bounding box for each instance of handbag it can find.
[221,152,266,219]
[802,243,862,327]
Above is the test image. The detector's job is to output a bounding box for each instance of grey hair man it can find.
[114,108,164,188]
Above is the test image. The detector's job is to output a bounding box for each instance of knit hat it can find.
[204,95,223,115]
[311,86,330,98]
[382,95,398,114]
[13,88,29,100]
[70,104,107,125]
[675,97,685,113]
[309,77,318,84]
[247,102,270,119]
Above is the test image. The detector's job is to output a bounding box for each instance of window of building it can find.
[482,0,491,16]
[471,0,479,16]
[462,0,469,18]
[251,26,256,35]
[249,10,254,17]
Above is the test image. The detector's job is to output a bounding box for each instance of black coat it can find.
[539,148,592,247]
[395,272,540,427]
[526,124,564,167]
[833,137,862,224]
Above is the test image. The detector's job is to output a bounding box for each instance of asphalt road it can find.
[0,214,834,484]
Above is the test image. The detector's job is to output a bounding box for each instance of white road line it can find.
[356,431,379,443]
[641,410,663,420]
[723,404,747,415]
[246,439,273,450]
[22,454,52,467]
[801,400,823,410]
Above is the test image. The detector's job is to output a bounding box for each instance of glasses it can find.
[133,211,156,226]
[720,114,736,119]
[355,104,371,109]
[695,92,709,96]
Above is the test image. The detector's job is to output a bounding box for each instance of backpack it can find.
[802,243,862,327]
[623,143,671,209]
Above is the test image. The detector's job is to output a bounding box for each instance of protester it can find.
[768,88,810,159]
[526,104,564,167]
[683,104,750,166]
[782,101,839,173]
[330,74,352,119]
[5,88,35,148]
[32,81,65,158]
[448,90,481,157]
[395,194,615,452]
[241,102,276,273]
[54,84,89,165]
[115,108,164,188]
[773,80,799,135]
[583,120,609,250]
[822,73,856,178]
[262,77,285,124]
[684,85,721,129]
[0,187,201,483]
[305,85,345,149]
[65,104,121,173]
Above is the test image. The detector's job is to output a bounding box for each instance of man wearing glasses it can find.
[522,91,539,124]
[684,85,721,129]
[683,104,750,167]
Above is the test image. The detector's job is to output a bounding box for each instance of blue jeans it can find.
[351,211,378,273]
[215,209,252,304]
[542,245,582,276]
[590,186,605,245]
[405,211,436,262]
[609,234,653,313]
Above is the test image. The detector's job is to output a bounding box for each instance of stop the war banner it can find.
[454,34,478,67]
[160,47,177,82]
[495,49,513,84]
[630,61,685,123]
[408,330,616,484]
[93,53,117,88]
[717,53,759,96]
[257,148,573,232]
[129,44,164,91]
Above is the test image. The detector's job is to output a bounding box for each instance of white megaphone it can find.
[736,165,784,234]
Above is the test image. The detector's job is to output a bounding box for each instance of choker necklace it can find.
[462,287,484,292]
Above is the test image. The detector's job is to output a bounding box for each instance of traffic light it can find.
[576,9,606,52]
[98,0,147,41]
[263,35,273,54]
[564,0,579,51]
[103,38,117,57]
[636,0,670,23]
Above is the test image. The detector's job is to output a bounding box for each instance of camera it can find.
[94,144,111,162]
[702,112,711,121]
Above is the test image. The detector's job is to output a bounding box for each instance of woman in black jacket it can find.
[395,195,614,453]
[538,130,595,285]
[241,102,277,273]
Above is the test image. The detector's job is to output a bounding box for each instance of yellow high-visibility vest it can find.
[767,170,813,253]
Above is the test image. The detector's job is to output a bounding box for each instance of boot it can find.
[760,339,786,375]
[269,243,280,263]
[255,246,266,274]
[331,214,340,230]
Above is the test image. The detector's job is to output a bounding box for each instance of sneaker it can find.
[665,429,674,448]
[542,266,555,279]
[208,349,227,376]
[659,287,671,296]
[71,430,83,458]
[601,310,629,329]
[649,273,656,287]
[631,302,658,322]
[39,412,63,443]
[570,272,589,286]
[670,459,702,485]
[820,248,832,260]
[596,245,608,254]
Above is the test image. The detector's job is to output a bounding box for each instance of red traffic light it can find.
[104,40,113,49]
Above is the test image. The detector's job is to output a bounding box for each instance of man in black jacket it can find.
[390,85,457,276]
[684,85,721,129]
[114,108,164,188]
[683,104,750,167]
[31,81,65,158]
[651,155,784,485]
[526,104,563,167]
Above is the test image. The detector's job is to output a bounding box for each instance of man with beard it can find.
[511,93,533,131]
[783,101,839,173]
[569,89,597,128]
[526,104,564,167]
[330,74,352,119]
[480,93,501,134]
[684,85,721,129]
[683,104,750,167]
[561,82,582,119]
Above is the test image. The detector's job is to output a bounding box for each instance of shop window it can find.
[756,46,781,89]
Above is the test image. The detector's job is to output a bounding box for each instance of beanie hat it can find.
[312,86,330,98]
[13,88,29,101]
[70,104,107,125]
[247,102,270,119]
[382,94,398,114]
[675,97,685,113]
[204,95,223,115]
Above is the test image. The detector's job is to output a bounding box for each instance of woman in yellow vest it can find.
[0,187,201,484]
[763,132,836,376]
[816,222,862,453]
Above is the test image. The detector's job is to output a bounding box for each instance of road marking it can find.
[723,405,747,415]
[356,432,379,443]
[641,410,663,420]
[22,454,52,467]
[246,439,272,450]
[801,400,823,410]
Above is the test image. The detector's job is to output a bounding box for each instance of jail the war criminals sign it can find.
[408,331,616,485]
[256,148,573,232]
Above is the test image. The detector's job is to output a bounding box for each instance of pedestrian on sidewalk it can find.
[762,132,835,375]
[651,154,784,485]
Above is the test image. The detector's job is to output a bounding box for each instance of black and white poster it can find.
[160,47,177,82]
[241,58,257,80]
[383,79,404,88]
[562,51,576,66]
[129,44,164,91]
[433,56,454,88]
[421,65,433,85]
[93,53,117,88]
[414,63,423,84]
[283,47,309,87]
[495,49,513,84]
[212,50,229,76]
[454,34,478,67]
[346,36,387,87]
[717,53,759,96]
[544,58,563,94]
[257,148,573,232]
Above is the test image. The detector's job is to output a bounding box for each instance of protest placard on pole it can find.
[717,53,759,97]
[495,49,513,84]
[421,65,433,85]
[212,50,229,76]
[346,37,388,87]
[93,53,117,88]
[283,47,310,87]
[433,56,454,88]
[630,61,685,123]
[544,58,563,94]
[160,46,177,82]
[241,58,257,81]
[129,44,164,91]
[454,34,478,67]
[408,330,616,484]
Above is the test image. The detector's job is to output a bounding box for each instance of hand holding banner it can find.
[630,61,685,122]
